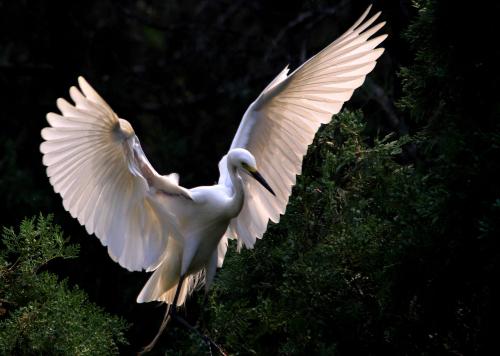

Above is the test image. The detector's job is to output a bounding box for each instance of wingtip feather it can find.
[78,76,94,99]
[349,5,373,32]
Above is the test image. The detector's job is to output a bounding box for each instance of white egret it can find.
[40,6,386,352]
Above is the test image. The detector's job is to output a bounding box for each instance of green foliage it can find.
[0,215,128,355]
[205,111,432,355]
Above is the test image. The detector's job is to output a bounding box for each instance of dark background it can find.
[1,0,498,354]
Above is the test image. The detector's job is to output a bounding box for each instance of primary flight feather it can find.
[41,4,386,321]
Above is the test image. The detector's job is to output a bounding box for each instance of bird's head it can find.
[228,148,276,196]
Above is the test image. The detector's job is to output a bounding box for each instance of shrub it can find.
[0,215,128,355]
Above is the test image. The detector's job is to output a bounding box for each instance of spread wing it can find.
[218,6,387,251]
[41,77,191,272]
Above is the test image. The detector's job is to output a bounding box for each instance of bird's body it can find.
[132,149,253,305]
[142,162,244,304]
[40,6,387,349]
[141,187,230,291]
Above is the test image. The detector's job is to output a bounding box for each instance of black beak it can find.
[250,170,276,196]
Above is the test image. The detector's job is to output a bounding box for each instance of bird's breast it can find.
[152,184,235,274]
[186,219,229,274]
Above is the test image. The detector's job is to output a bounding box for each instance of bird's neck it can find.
[227,163,245,217]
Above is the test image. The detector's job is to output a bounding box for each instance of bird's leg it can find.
[138,304,172,355]
[140,276,226,355]
[138,276,185,355]
[170,275,185,315]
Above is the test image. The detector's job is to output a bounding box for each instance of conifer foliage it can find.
[0,215,128,355]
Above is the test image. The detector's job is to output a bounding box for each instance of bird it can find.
[40,5,386,352]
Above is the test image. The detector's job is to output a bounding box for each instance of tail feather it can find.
[136,254,206,306]
[157,270,205,306]
[136,264,175,304]
[137,238,182,304]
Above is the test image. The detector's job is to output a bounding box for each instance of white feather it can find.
[218,6,386,261]
[41,77,189,272]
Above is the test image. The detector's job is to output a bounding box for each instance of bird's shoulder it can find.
[189,184,232,206]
